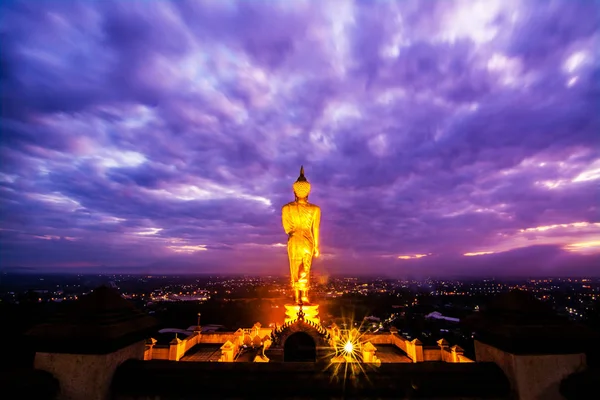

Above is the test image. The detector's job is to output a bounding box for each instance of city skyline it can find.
[1,0,599,276]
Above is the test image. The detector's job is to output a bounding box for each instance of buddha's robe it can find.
[282,201,321,290]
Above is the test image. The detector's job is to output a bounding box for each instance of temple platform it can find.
[284,304,320,324]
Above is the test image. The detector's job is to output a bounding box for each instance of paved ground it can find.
[373,344,412,363]
[179,344,222,362]
[180,344,263,362]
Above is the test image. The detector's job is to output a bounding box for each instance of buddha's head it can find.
[293,166,311,200]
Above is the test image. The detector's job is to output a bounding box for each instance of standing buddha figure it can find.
[281,166,321,304]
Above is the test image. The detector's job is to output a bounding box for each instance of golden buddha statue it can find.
[282,166,321,304]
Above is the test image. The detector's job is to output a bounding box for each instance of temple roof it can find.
[26,286,157,354]
[113,359,510,399]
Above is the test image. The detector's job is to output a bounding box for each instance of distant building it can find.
[157,328,192,337]
[425,311,460,323]
[185,324,226,333]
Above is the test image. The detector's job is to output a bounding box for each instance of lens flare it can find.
[323,314,381,390]
[343,340,354,354]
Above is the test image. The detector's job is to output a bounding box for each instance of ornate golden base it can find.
[284,304,320,325]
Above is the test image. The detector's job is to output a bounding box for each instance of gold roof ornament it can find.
[293,165,311,198]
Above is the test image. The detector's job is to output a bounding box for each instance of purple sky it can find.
[1,0,599,277]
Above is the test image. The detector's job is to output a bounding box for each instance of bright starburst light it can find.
[343,340,354,354]
[323,315,381,390]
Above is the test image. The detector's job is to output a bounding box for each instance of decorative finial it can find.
[297,302,305,321]
[297,165,307,182]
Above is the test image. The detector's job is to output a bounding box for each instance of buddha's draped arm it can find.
[312,207,321,252]
[282,206,293,236]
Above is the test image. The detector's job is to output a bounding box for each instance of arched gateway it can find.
[284,332,316,362]
[271,319,331,362]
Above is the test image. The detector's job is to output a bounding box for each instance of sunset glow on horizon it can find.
[398,254,429,260]
[464,252,495,257]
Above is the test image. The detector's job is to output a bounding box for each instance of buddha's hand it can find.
[314,248,320,258]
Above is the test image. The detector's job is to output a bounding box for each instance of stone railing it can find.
[146,325,474,363]
[457,354,474,363]
[363,330,424,362]
[361,341,380,364]
[436,338,471,363]
[146,323,276,362]
[143,338,156,360]
[405,339,424,362]
[423,345,442,361]
[150,345,170,360]
[361,329,472,363]
[168,333,204,361]
[145,333,201,361]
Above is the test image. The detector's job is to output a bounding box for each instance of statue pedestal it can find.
[284,304,320,325]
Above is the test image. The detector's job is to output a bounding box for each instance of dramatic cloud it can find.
[1,0,599,276]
